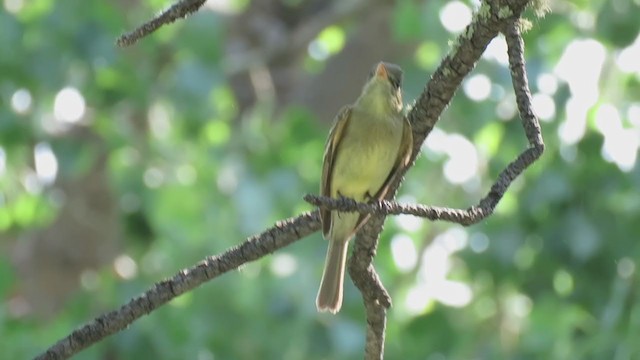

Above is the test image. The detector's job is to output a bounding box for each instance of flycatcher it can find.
[316,62,413,313]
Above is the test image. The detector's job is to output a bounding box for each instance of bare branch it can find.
[504,21,544,148]
[35,212,321,360]
[304,195,483,225]
[116,0,206,47]
[348,259,390,360]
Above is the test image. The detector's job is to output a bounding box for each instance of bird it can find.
[316,62,413,314]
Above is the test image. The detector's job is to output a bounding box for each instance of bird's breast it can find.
[330,113,403,199]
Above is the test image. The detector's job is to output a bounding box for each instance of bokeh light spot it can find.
[616,34,640,73]
[4,0,24,13]
[11,88,32,114]
[148,102,172,139]
[270,253,298,278]
[496,94,517,120]
[469,232,489,253]
[34,142,58,186]
[617,257,636,279]
[439,1,472,33]
[596,104,638,171]
[482,36,509,65]
[308,25,345,61]
[114,254,138,280]
[536,73,558,95]
[415,41,441,69]
[443,134,479,185]
[531,93,556,122]
[553,269,574,297]
[143,167,164,188]
[463,74,492,102]
[80,270,100,291]
[391,234,418,273]
[204,120,231,145]
[54,87,86,124]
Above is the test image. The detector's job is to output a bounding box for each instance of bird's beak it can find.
[375,63,388,80]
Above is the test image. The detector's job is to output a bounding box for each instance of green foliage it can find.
[1,0,639,359]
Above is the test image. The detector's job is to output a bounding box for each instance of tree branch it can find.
[304,195,484,225]
[116,0,207,47]
[35,212,320,360]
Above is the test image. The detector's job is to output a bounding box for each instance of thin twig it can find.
[504,21,545,148]
[116,0,207,47]
[35,212,320,360]
[304,195,483,225]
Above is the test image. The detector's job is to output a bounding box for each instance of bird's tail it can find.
[316,238,349,313]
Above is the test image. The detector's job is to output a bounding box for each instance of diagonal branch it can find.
[35,212,320,360]
[116,0,207,47]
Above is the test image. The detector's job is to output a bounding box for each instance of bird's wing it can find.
[320,106,352,238]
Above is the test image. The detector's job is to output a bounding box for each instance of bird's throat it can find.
[355,81,399,116]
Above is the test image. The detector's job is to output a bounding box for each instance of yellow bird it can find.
[316,62,413,313]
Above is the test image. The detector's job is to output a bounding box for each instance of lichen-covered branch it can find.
[35,212,320,360]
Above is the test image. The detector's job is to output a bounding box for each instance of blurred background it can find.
[1,0,640,358]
